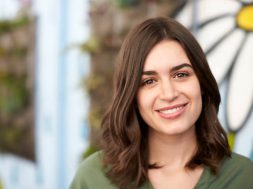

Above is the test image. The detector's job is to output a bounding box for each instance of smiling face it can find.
[136,40,202,138]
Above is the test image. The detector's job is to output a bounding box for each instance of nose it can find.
[159,79,178,101]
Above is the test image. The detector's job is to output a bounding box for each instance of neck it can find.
[148,127,197,170]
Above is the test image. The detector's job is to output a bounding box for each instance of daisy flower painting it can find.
[174,0,253,158]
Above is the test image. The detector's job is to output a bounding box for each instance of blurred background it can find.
[0,0,252,188]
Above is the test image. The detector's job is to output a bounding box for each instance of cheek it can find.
[184,79,202,108]
[189,78,202,98]
[192,87,202,101]
[191,83,203,112]
[136,89,155,111]
[136,90,147,110]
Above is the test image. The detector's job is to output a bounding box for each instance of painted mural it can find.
[174,0,253,158]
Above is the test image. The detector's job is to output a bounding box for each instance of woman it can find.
[70,17,253,189]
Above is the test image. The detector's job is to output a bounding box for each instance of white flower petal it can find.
[175,0,241,28]
[197,16,235,52]
[206,28,245,83]
[197,0,241,24]
[227,33,253,131]
[175,2,194,28]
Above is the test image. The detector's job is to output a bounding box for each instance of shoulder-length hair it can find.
[101,17,231,189]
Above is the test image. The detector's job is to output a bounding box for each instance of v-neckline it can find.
[145,166,209,189]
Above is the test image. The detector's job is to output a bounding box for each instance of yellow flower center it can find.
[236,5,253,31]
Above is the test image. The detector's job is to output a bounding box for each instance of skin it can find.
[136,40,203,189]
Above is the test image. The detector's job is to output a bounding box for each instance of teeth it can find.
[159,106,183,114]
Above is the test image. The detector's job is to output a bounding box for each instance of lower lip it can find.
[157,104,187,119]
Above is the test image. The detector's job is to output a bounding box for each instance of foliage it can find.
[0,16,30,35]
[79,36,101,54]
[0,73,29,115]
[0,14,35,160]
[114,0,140,8]
[0,125,25,150]
[0,46,27,59]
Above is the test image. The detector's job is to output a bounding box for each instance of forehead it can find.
[143,40,191,71]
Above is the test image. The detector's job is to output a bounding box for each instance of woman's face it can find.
[136,40,202,137]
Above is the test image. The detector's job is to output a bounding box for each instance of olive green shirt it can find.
[70,151,253,189]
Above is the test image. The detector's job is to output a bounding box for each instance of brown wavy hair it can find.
[101,17,231,189]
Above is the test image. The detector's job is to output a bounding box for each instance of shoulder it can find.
[216,152,253,188]
[197,153,253,189]
[78,151,103,173]
[70,151,117,189]
[221,152,253,173]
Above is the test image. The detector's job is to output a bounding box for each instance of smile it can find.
[156,103,187,119]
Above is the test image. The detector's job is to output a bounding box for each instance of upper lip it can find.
[155,103,188,112]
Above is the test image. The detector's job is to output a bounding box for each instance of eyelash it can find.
[141,78,156,86]
[173,72,190,79]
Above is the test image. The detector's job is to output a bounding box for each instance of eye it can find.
[174,72,189,79]
[142,78,156,86]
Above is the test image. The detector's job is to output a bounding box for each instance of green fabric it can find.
[70,152,253,189]
[195,153,253,189]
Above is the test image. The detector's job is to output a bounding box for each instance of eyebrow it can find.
[142,63,193,75]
